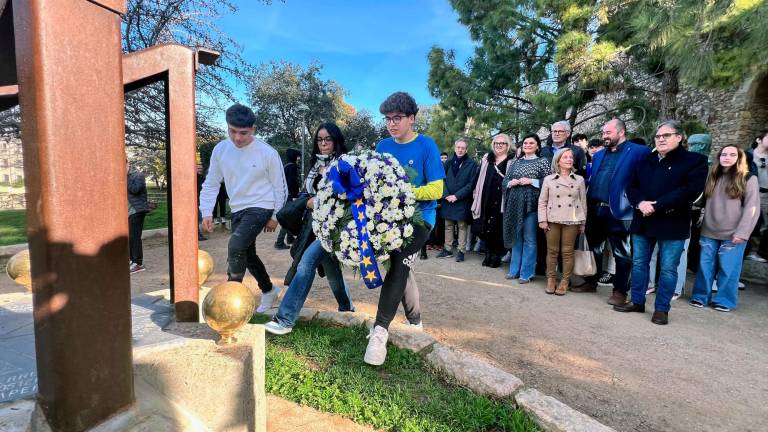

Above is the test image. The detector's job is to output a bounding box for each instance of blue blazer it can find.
[588,141,651,221]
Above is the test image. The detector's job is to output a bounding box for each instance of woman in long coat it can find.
[470,134,513,268]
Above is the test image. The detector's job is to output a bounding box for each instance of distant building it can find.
[0,137,23,185]
[0,137,25,209]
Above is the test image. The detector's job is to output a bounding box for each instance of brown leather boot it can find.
[545,278,556,294]
[555,279,568,296]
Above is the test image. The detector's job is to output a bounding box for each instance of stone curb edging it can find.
[302,308,616,432]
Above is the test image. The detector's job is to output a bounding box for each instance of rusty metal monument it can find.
[0,0,219,430]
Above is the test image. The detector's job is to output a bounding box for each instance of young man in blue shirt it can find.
[365,92,445,365]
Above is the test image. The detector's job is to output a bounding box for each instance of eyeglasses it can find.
[383,115,409,125]
[492,141,509,147]
[552,130,568,134]
[316,136,334,144]
[654,133,680,141]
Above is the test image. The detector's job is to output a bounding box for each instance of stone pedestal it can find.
[0,322,266,432]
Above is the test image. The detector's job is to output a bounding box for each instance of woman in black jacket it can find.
[266,123,353,334]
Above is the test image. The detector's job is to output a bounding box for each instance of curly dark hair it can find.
[225,104,256,128]
[379,92,418,116]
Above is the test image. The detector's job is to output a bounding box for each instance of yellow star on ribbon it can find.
[361,256,372,266]
[357,212,365,222]
[365,271,377,282]
[361,241,369,251]
[355,198,364,207]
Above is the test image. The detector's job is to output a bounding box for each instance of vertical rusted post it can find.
[123,45,201,322]
[13,0,134,430]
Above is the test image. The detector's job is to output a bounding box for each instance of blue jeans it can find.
[630,235,686,313]
[508,212,538,280]
[227,207,273,292]
[648,237,690,295]
[691,236,747,310]
[273,240,354,328]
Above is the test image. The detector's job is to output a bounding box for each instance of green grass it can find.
[251,314,538,432]
[0,203,169,246]
[0,209,27,246]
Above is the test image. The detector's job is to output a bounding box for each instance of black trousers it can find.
[227,207,273,293]
[584,202,632,293]
[128,212,146,265]
[375,223,431,329]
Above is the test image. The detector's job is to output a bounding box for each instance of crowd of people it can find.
[426,119,765,325]
[190,92,766,366]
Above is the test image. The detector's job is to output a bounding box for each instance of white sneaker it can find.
[264,320,292,335]
[364,325,389,366]
[401,319,423,331]
[745,252,767,263]
[256,285,281,313]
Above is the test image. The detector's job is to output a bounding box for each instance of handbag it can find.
[573,233,597,277]
[276,196,310,236]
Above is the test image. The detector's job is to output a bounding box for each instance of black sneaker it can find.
[274,243,290,250]
[436,249,454,259]
[455,251,465,262]
[598,272,614,286]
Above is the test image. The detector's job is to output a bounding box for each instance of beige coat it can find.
[538,173,587,224]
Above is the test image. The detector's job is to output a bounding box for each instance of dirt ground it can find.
[2,229,767,432]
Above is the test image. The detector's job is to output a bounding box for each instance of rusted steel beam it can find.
[87,0,126,14]
[0,84,18,110]
[0,0,16,87]
[13,0,134,430]
[123,45,200,322]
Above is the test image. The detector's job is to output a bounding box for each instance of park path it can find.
[3,229,768,432]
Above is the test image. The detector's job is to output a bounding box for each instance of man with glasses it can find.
[200,104,288,313]
[614,120,707,325]
[436,139,478,263]
[540,120,587,177]
[572,119,650,307]
[365,92,445,366]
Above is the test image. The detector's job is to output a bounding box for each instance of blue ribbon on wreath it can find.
[327,160,383,289]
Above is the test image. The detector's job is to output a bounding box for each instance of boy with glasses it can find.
[364,92,445,366]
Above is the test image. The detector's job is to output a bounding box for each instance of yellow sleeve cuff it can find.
[414,179,444,201]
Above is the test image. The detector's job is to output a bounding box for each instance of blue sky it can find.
[217,0,476,116]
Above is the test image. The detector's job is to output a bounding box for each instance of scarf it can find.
[451,153,468,176]
[305,154,332,195]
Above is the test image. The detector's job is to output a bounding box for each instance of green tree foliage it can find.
[342,110,380,151]
[610,0,768,88]
[428,0,627,139]
[248,61,353,174]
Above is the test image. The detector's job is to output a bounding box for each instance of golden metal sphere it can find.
[6,249,31,291]
[197,249,214,287]
[202,281,255,345]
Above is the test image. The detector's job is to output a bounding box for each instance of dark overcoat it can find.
[626,146,708,240]
[440,156,479,221]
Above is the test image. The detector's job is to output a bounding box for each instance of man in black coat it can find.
[540,120,587,177]
[614,120,708,325]
[275,148,302,249]
[436,139,478,262]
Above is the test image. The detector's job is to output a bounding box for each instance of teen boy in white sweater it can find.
[200,104,288,312]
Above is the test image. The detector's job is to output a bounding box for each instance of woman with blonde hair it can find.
[471,133,513,267]
[690,145,760,312]
[537,148,587,294]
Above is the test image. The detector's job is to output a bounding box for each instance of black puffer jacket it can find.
[128,169,149,214]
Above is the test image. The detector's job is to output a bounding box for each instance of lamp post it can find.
[297,103,309,181]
